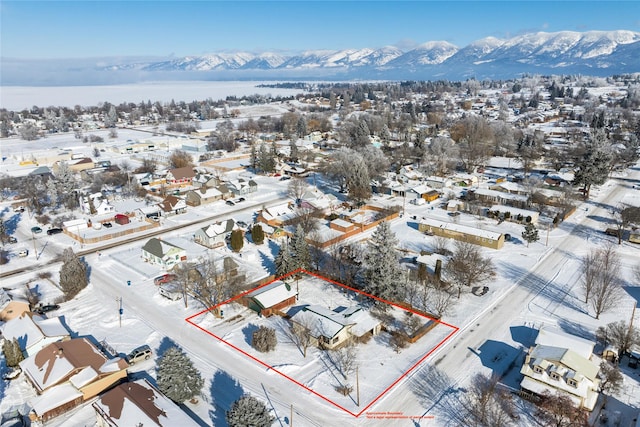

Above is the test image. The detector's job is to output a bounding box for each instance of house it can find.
[194,219,235,248]
[93,379,199,426]
[256,202,294,227]
[0,288,30,321]
[166,166,195,186]
[20,337,129,422]
[488,205,539,224]
[0,312,70,356]
[425,176,453,189]
[226,178,258,196]
[244,280,298,317]
[141,238,187,269]
[418,217,504,249]
[158,195,187,215]
[185,186,224,206]
[468,188,529,209]
[79,193,115,216]
[290,305,382,349]
[408,184,440,202]
[520,327,601,410]
[283,165,309,178]
[137,205,162,220]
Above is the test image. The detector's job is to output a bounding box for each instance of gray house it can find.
[194,219,236,248]
[226,178,257,196]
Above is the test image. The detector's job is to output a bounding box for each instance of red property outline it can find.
[185,268,459,418]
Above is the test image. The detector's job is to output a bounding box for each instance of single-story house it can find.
[408,184,440,202]
[21,338,129,422]
[158,195,187,216]
[93,379,199,426]
[185,187,224,206]
[425,176,453,189]
[469,188,529,209]
[194,219,235,249]
[166,166,195,186]
[244,281,298,317]
[290,305,382,349]
[488,205,539,224]
[141,238,187,269]
[0,289,30,321]
[79,193,115,216]
[0,312,70,357]
[418,217,504,250]
[137,205,162,220]
[256,202,294,227]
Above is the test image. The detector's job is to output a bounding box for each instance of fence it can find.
[63,218,160,244]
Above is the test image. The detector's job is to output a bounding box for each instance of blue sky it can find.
[1,1,639,59]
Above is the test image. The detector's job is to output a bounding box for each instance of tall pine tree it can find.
[363,222,402,303]
[290,225,310,272]
[573,129,612,199]
[157,346,204,403]
[275,241,293,277]
[226,395,275,427]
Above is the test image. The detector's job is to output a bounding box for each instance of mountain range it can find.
[104,30,640,80]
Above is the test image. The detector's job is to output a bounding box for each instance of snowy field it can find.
[0,81,305,111]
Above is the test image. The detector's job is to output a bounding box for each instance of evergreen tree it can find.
[157,346,204,403]
[296,116,307,138]
[230,229,244,252]
[290,225,310,271]
[258,143,275,174]
[2,338,24,367]
[250,144,258,171]
[521,223,539,247]
[347,156,371,206]
[363,222,402,303]
[59,247,88,300]
[289,139,299,163]
[251,224,265,245]
[226,395,275,427]
[252,326,277,352]
[275,242,293,277]
[573,129,613,199]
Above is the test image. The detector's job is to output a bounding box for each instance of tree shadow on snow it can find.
[258,249,275,275]
[209,370,244,427]
[408,365,468,425]
[156,336,180,360]
[242,323,259,347]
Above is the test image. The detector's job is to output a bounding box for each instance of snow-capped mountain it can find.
[101,30,640,80]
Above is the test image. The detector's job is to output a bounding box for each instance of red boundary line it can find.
[185,269,459,418]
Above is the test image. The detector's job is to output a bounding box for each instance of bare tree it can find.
[287,206,321,234]
[463,373,516,427]
[596,320,640,356]
[598,361,623,405]
[583,244,622,319]
[252,326,277,352]
[287,177,308,203]
[172,262,196,309]
[535,391,588,427]
[168,149,194,169]
[331,340,358,380]
[188,256,225,315]
[612,205,640,244]
[580,249,600,303]
[445,241,496,298]
[291,317,314,358]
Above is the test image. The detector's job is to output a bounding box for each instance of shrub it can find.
[251,224,264,245]
[252,326,277,352]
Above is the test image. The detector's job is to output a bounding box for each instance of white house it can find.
[0,312,70,357]
[290,305,382,349]
[141,238,187,269]
[520,327,601,411]
[79,193,115,216]
[194,219,236,249]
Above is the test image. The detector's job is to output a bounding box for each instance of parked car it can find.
[13,206,25,213]
[17,249,29,257]
[33,304,60,315]
[47,228,63,235]
[30,226,42,234]
[448,211,461,217]
[159,284,182,301]
[7,236,17,244]
[126,344,153,364]
[2,366,22,381]
[237,220,248,228]
[226,200,235,206]
[280,175,291,181]
[103,222,113,228]
[153,274,177,286]
[238,197,246,202]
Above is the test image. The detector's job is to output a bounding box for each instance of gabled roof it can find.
[168,166,195,180]
[158,195,186,212]
[20,337,128,392]
[93,379,199,426]
[535,326,595,360]
[0,312,69,352]
[291,305,380,340]
[249,281,297,309]
[200,219,235,238]
[141,238,184,258]
[530,345,599,382]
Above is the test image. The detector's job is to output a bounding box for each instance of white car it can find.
[17,249,29,257]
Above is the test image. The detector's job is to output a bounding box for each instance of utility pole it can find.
[356,366,360,407]
[290,404,293,427]
[117,297,123,328]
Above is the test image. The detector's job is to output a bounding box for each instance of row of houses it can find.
[0,290,197,425]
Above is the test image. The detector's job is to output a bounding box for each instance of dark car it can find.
[103,222,113,228]
[226,200,235,206]
[33,304,60,315]
[47,228,63,235]
[237,197,246,202]
[7,236,17,244]
[30,226,42,234]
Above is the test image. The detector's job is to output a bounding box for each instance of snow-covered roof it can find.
[419,217,503,240]
[93,379,199,426]
[249,281,297,309]
[535,326,595,360]
[0,313,69,354]
[30,383,83,418]
[200,219,235,237]
[472,188,529,202]
[291,305,380,340]
[489,205,539,220]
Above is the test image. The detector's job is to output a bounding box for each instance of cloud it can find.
[392,38,419,51]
